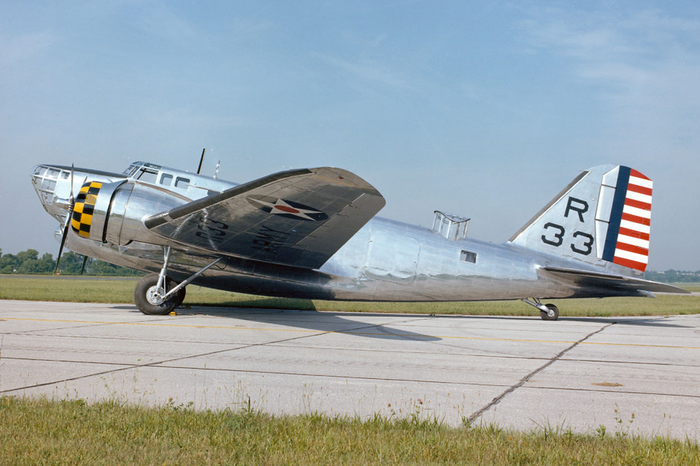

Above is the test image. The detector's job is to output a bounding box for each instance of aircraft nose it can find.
[31,164,75,219]
[32,165,60,205]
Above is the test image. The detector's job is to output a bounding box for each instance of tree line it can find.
[2,247,699,282]
[644,270,700,283]
[0,249,143,276]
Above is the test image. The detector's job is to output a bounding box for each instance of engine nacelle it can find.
[71,180,188,246]
[71,180,129,243]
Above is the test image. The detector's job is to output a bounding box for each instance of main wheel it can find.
[134,274,185,315]
[540,303,559,321]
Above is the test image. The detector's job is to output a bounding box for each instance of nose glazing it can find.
[31,165,68,205]
[31,165,78,226]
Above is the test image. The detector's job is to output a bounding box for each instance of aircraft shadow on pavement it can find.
[561,316,697,328]
[429,313,697,329]
[154,299,443,342]
[121,297,696,335]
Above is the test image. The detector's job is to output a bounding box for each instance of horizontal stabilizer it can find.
[542,266,690,296]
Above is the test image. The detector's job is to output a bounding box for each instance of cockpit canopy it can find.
[122,161,162,178]
[122,161,192,191]
[122,161,233,198]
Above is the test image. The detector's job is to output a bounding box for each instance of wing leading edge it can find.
[145,167,385,269]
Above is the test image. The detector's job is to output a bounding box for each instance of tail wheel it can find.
[134,273,185,315]
[540,304,559,321]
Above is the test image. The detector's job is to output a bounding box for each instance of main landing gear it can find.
[522,298,560,321]
[133,246,222,315]
[134,274,186,315]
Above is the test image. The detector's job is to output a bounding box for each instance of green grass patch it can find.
[0,276,139,303]
[0,396,697,465]
[1,275,698,317]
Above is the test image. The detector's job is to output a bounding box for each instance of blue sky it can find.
[2,1,699,270]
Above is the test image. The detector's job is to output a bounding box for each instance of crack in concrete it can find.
[465,322,614,426]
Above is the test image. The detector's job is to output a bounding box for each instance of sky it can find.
[1,0,699,271]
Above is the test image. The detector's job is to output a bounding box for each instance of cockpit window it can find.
[175,177,190,189]
[122,164,139,177]
[136,169,158,184]
[123,162,164,179]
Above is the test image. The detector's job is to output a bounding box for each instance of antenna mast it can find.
[197,148,206,175]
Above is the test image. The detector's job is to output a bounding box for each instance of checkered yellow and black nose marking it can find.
[71,182,102,238]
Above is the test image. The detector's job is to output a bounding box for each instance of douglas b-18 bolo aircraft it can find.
[31,158,687,319]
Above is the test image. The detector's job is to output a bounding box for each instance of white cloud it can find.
[316,53,413,91]
[525,9,700,84]
[134,2,201,46]
[0,31,54,66]
[521,7,700,148]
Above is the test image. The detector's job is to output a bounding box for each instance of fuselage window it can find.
[175,177,190,189]
[460,250,477,264]
[160,173,173,186]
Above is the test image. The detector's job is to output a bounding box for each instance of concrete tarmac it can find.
[1,300,699,440]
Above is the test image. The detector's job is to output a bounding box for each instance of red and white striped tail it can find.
[603,168,653,272]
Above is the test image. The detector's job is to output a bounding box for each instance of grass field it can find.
[1,275,698,317]
[1,397,698,465]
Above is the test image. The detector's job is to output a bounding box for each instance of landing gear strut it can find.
[522,298,560,321]
[133,246,222,315]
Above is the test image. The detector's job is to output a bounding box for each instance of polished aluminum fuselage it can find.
[31,163,622,302]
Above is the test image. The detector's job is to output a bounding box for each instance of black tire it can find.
[133,273,183,315]
[540,304,559,321]
[172,284,186,308]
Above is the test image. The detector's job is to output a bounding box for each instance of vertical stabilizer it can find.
[508,165,652,272]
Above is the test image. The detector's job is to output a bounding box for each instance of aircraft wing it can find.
[145,167,385,269]
[541,267,690,297]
